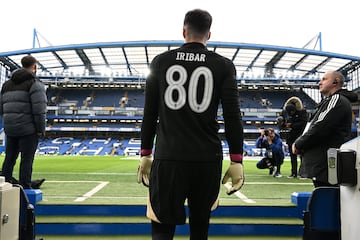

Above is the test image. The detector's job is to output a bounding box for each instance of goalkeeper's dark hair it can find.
[184,9,212,37]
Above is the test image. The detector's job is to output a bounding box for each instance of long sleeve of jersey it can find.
[221,64,244,155]
[140,59,160,151]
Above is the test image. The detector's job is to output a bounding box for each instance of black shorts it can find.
[149,159,222,225]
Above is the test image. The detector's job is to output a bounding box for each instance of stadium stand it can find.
[37,87,320,156]
[0,41,359,156]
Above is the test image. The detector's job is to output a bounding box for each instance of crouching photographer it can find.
[278,97,308,178]
[255,128,284,177]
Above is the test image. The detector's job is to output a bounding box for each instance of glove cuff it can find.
[230,153,243,163]
[141,149,152,156]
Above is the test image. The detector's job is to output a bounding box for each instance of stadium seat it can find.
[303,186,340,240]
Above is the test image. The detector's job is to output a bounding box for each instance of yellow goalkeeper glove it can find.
[222,161,244,195]
[137,154,153,187]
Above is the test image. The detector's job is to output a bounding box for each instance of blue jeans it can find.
[1,134,39,189]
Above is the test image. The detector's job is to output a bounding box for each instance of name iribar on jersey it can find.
[176,52,206,62]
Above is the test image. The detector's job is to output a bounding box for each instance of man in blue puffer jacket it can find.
[0,55,47,189]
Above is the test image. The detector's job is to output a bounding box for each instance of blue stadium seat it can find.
[303,186,340,240]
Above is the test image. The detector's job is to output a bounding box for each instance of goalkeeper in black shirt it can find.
[137,9,244,240]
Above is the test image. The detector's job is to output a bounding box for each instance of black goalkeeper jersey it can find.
[141,42,244,162]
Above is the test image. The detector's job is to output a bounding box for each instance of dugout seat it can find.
[303,186,340,240]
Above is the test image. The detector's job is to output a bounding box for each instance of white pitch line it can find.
[246,182,312,185]
[74,181,109,202]
[224,182,256,203]
[46,180,107,183]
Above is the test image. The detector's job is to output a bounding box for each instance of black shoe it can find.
[287,174,297,179]
[269,167,274,175]
[31,179,46,189]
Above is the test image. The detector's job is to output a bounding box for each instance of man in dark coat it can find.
[0,55,47,189]
[292,71,358,187]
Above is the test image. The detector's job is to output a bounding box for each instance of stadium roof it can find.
[1,40,360,88]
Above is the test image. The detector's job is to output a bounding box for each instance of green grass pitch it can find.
[1,155,309,239]
[0,155,313,206]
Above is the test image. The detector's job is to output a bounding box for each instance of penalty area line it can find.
[74,181,109,202]
[224,182,256,203]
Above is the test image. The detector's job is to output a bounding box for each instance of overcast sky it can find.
[1,0,359,57]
